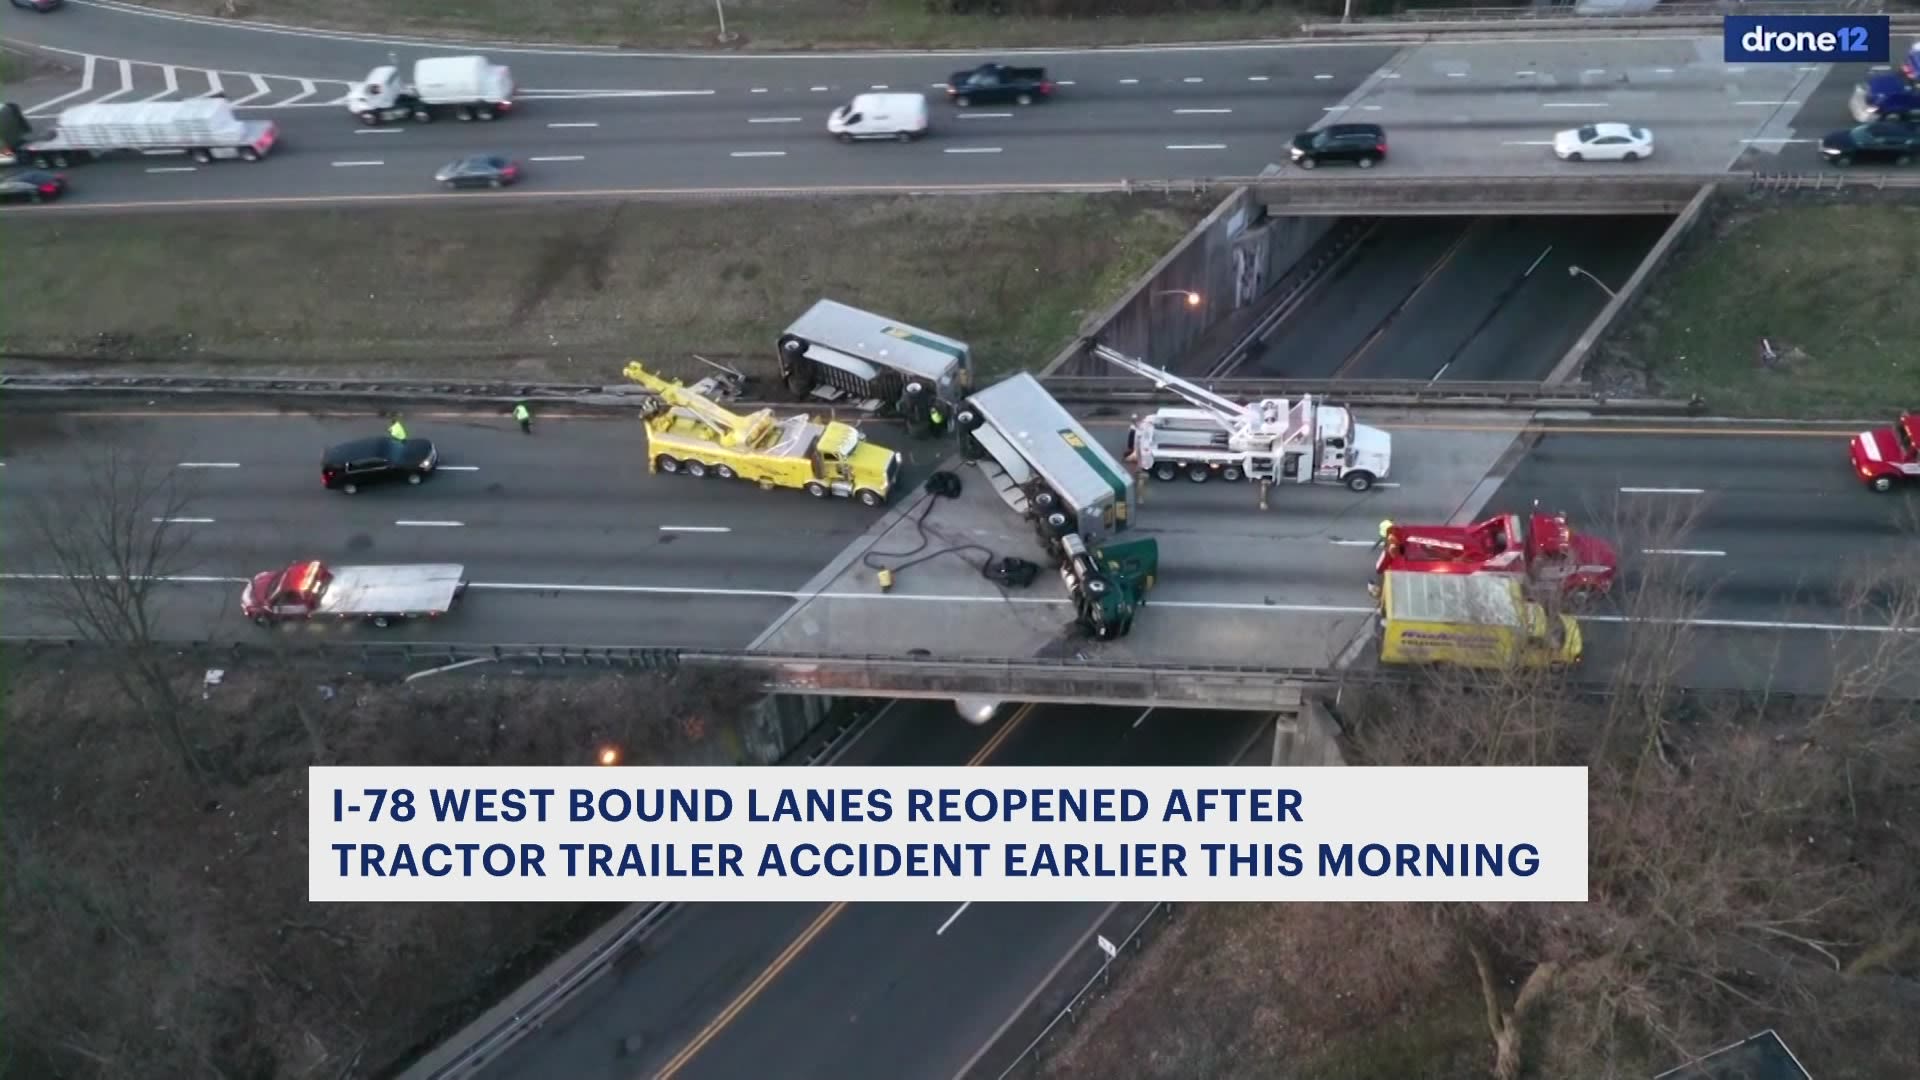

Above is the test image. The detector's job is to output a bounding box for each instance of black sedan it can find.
[1288,123,1388,170]
[321,437,439,494]
[434,155,520,189]
[1820,123,1920,166]
[0,169,66,203]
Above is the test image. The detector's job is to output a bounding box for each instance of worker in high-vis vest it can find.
[514,402,533,435]
[389,417,408,441]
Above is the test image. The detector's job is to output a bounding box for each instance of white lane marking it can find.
[1446,72,1467,79]
[730,150,786,158]
[935,901,972,936]
[1174,107,1232,114]
[331,160,384,167]
[1619,486,1704,495]
[27,55,97,115]
[944,147,1003,154]
[1543,102,1608,108]
[530,155,585,162]
[139,65,180,103]
[1797,65,1820,72]
[3,572,1912,636]
[354,128,403,134]
[1642,548,1725,557]
[1362,104,1382,110]
[282,79,318,106]
[929,82,947,89]
[90,59,136,105]
[956,112,1013,119]
[1524,246,1553,276]
[1167,144,1227,150]
[1329,539,1377,547]
[1183,76,1204,83]
[1247,75,1269,82]
[1515,70,1537,77]
[177,462,240,468]
[1056,80,1076,86]
[395,520,464,528]
[145,166,198,173]
[1121,77,1141,84]
[1725,65,1747,74]
[870,84,890,90]
[199,70,224,98]
[1132,708,1155,729]
[232,73,273,106]
[1870,65,1892,72]
[748,116,804,123]
[1583,68,1606,76]
[1383,72,1402,78]
[1314,73,1334,80]
[810,85,829,92]
[1736,100,1794,107]
[1373,482,1401,489]
[436,465,480,471]
[152,517,214,524]
[1654,67,1675,74]
[660,525,732,534]
[751,87,769,93]
[548,121,600,128]
[1504,140,1556,146]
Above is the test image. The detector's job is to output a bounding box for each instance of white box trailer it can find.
[347,56,515,125]
[956,372,1136,547]
[18,100,279,167]
[776,299,973,416]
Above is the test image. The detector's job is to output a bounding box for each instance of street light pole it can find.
[1567,265,1617,299]
[714,0,732,41]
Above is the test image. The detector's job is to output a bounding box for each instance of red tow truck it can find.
[242,559,468,629]
[1849,413,1919,493]
[1374,508,1618,604]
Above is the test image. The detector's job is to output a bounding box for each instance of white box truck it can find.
[14,100,279,168]
[347,56,515,125]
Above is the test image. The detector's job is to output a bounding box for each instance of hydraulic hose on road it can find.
[862,471,1040,592]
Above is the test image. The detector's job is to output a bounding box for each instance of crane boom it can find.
[623,361,774,449]
[1091,343,1249,424]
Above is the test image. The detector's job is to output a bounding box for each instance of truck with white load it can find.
[242,560,468,628]
[347,56,515,126]
[11,100,279,168]
[955,372,1157,640]
[1093,343,1392,493]
[776,299,971,436]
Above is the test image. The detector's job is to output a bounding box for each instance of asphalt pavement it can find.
[1244,213,1670,381]
[473,699,1270,1080]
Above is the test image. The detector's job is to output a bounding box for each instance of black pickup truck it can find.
[946,63,1054,107]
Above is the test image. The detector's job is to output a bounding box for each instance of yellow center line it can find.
[649,701,1036,1080]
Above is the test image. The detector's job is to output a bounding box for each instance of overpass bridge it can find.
[1248,174,1712,215]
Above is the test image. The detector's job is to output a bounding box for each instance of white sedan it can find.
[1553,122,1655,162]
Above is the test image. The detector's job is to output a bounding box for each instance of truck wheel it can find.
[805,481,829,498]
[716,464,737,480]
[51,152,70,168]
[1222,464,1245,482]
[358,111,381,125]
[31,154,51,168]
[478,107,496,120]
[190,148,212,164]
[686,460,709,478]
[656,455,682,474]
[856,489,884,507]
[1871,475,1895,493]
[1345,471,1376,493]
[413,110,434,123]
[1032,491,1057,512]
[240,147,261,162]
[1186,465,1210,483]
[372,615,393,629]
[342,482,359,494]
[1153,462,1178,482]
[457,106,475,121]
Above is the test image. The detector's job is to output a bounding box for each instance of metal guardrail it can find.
[992,902,1175,1080]
[0,369,1701,414]
[1250,174,1713,214]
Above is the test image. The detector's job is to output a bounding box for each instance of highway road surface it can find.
[3,13,1909,210]
[472,698,1271,1080]
[1240,214,1671,382]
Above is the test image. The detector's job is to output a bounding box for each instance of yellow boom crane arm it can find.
[622,361,775,449]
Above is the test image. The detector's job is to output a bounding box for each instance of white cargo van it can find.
[828,93,929,143]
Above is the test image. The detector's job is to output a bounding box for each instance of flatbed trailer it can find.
[17,100,279,167]
[242,560,468,628]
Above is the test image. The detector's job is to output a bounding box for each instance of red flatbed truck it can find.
[1373,508,1618,605]
[1849,413,1919,493]
[241,560,468,629]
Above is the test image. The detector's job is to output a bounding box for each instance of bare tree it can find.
[20,444,211,790]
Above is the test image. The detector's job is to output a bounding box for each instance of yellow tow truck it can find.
[623,362,901,506]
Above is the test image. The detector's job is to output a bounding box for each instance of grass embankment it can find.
[0,649,759,1079]
[130,0,1325,50]
[1596,204,1920,418]
[0,195,1204,383]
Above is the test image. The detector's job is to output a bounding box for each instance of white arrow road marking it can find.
[140,65,180,103]
[27,55,97,115]
[232,74,273,106]
[90,60,136,105]
[282,78,318,106]
[199,70,224,98]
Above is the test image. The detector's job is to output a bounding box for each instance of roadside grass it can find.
[1034,903,1486,1080]
[0,194,1206,383]
[130,0,1323,50]
[1593,203,1920,418]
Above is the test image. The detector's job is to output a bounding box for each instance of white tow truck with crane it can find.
[1092,342,1393,494]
